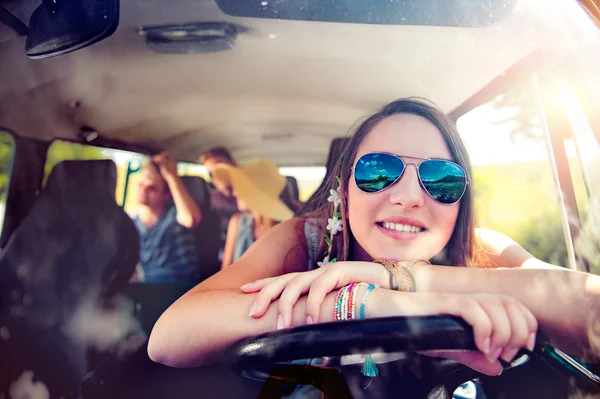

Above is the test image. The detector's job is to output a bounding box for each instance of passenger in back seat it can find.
[213,159,294,269]
[130,152,203,283]
[200,147,240,260]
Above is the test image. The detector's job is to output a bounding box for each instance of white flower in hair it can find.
[327,216,343,235]
[327,188,341,208]
[317,255,331,267]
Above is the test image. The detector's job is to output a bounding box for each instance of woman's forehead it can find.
[356,114,453,161]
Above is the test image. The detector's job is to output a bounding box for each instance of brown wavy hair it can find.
[301,97,487,268]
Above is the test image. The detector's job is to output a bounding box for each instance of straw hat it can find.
[212,159,294,221]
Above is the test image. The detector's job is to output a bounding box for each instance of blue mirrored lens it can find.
[418,160,466,204]
[354,153,404,193]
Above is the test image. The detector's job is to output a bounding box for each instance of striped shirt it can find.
[133,206,198,283]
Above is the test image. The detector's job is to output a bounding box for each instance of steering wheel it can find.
[223,315,586,399]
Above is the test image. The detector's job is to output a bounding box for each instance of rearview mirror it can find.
[25,0,119,59]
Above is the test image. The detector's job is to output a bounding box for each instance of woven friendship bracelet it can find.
[372,259,430,292]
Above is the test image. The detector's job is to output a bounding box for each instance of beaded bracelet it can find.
[359,284,379,319]
[335,284,348,321]
[346,284,354,320]
[352,283,367,320]
[335,283,353,321]
[335,283,370,321]
[344,283,354,320]
[334,286,344,321]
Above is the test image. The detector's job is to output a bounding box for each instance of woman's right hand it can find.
[372,290,539,375]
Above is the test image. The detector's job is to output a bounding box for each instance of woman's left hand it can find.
[242,261,388,328]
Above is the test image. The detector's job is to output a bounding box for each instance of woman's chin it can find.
[369,248,426,262]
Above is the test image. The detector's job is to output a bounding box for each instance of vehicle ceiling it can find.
[0,0,596,165]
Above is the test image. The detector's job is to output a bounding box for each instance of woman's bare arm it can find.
[476,228,564,269]
[148,218,309,367]
[221,214,240,269]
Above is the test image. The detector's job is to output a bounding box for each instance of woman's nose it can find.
[387,164,425,209]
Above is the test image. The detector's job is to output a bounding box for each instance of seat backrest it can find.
[180,176,221,281]
[300,137,349,214]
[0,160,139,397]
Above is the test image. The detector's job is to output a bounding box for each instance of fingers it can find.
[518,300,538,351]
[240,277,277,293]
[243,262,385,329]
[477,295,512,363]
[277,273,324,328]
[500,300,537,361]
[449,294,538,366]
[447,295,494,359]
[303,267,349,324]
[151,152,168,164]
[246,273,299,318]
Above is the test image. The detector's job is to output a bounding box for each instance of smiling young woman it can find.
[148,98,600,380]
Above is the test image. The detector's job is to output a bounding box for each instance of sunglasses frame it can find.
[351,152,469,205]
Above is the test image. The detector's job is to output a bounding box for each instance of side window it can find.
[0,131,15,237]
[457,86,587,268]
[178,162,209,180]
[177,162,325,203]
[560,80,600,274]
[122,161,205,214]
[279,166,326,202]
[44,140,143,207]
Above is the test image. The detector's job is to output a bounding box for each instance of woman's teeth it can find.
[382,222,424,233]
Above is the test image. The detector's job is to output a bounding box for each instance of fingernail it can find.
[487,347,502,363]
[277,314,284,330]
[482,337,491,354]
[496,368,503,376]
[240,282,253,290]
[248,302,257,317]
[501,348,519,363]
[306,315,314,325]
[527,333,536,351]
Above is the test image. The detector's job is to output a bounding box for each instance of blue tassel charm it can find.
[361,354,379,378]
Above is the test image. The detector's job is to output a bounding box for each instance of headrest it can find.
[180,175,211,211]
[45,159,117,203]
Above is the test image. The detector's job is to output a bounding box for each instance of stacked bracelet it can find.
[334,283,369,321]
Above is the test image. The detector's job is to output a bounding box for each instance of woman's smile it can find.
[375,216,428,240]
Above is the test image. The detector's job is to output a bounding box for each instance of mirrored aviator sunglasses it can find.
[353,152,468,205]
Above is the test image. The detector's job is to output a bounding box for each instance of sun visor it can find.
[25,0,119,59]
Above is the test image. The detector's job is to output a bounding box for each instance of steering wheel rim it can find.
[224,315,482,382]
